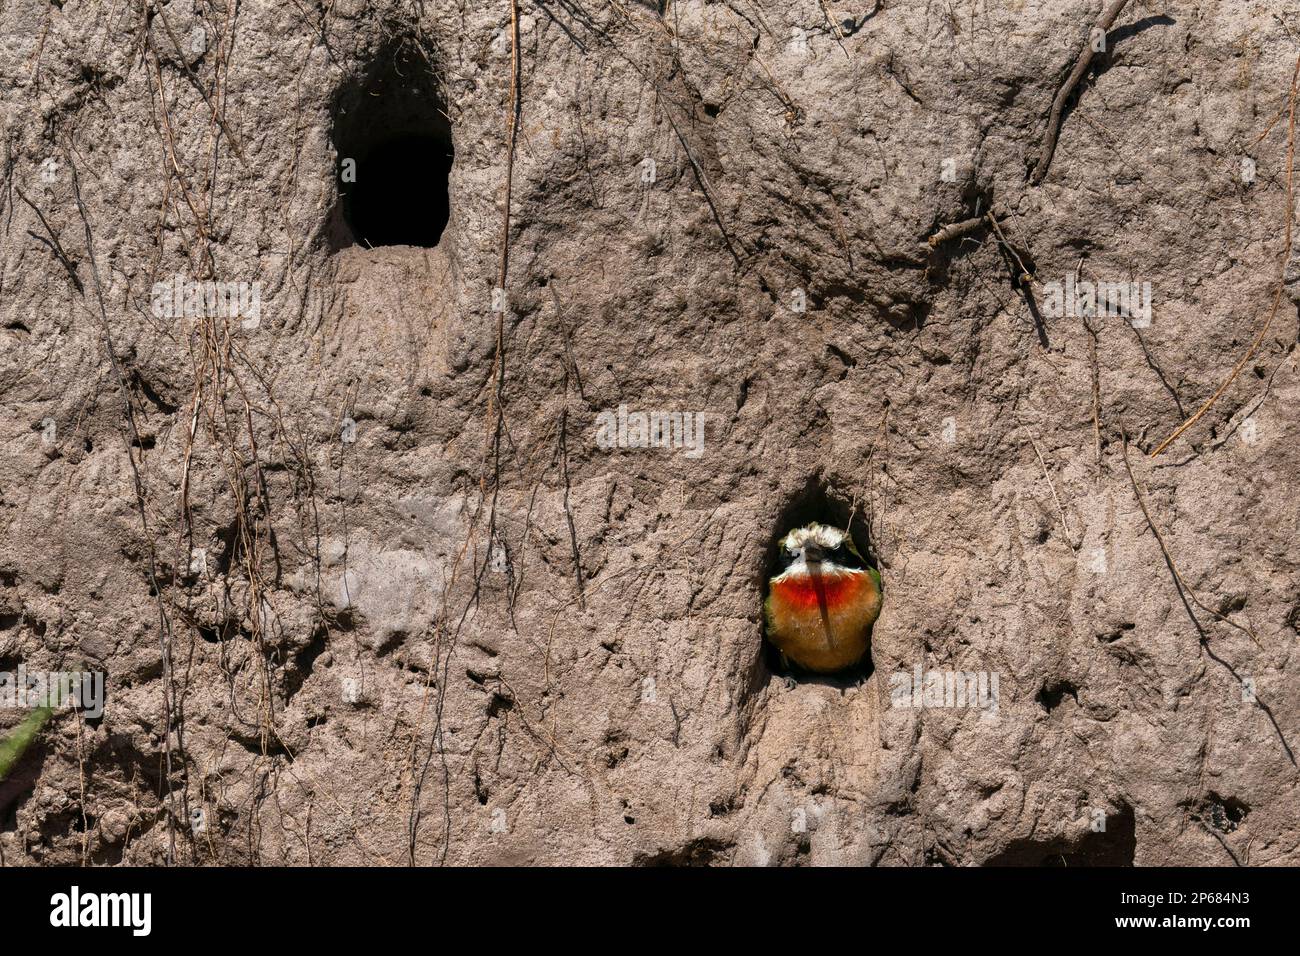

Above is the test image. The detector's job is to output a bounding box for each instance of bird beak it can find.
[802,547,836,649]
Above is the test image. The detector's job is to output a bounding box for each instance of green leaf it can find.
[0,707,54,781]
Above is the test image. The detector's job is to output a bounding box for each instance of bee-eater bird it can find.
[764,522,882,673]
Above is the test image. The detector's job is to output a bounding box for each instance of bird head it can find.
[774,522,867,576]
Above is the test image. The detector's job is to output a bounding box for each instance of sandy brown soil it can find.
[1,0,1298,865]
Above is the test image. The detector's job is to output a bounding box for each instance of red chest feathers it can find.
[770,570,871,611]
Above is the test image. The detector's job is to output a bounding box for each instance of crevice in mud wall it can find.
[330,37,454,251]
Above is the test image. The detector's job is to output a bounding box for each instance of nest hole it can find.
[331,39,453,250]
[983,805,1137,866]
[761,478,879,687]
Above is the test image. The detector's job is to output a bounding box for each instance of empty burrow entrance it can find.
[761,479,880,687]
[983,805,1137,866]
[331,39,453,250]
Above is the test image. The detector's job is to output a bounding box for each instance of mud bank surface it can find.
[1,0,1298,865]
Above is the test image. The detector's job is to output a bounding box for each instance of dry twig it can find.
[1121,426,1261,649]
[1031,0,1132,185]
[927,213,988,248]
[1151,55,1300,456]
[1025,428,1079,550]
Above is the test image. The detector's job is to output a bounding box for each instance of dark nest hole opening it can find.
[760,478,879,688]
[330,39,453,250]
[983,804,1137,866]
